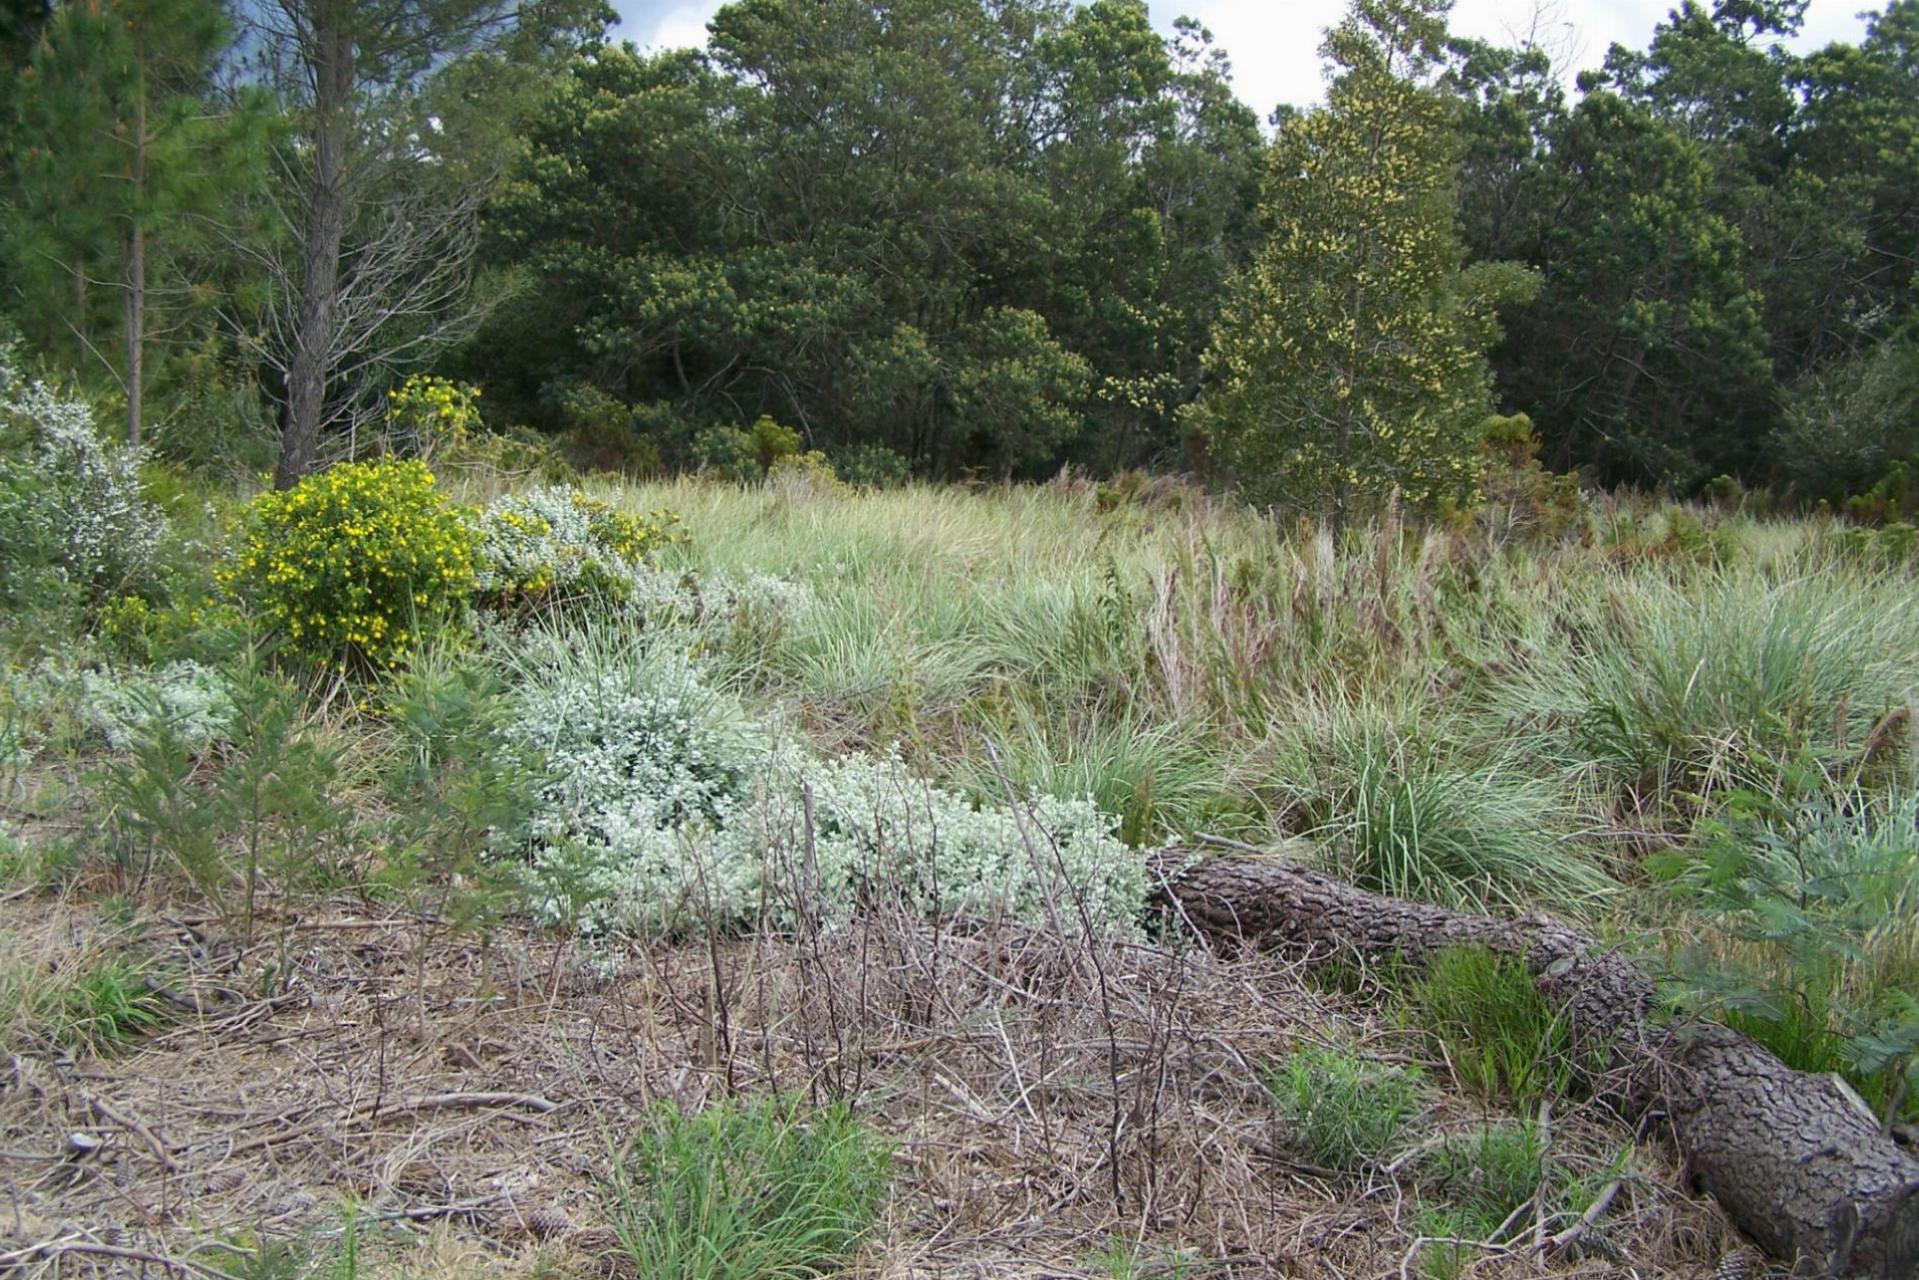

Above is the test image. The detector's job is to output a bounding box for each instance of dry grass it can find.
[0,890,1748,1279]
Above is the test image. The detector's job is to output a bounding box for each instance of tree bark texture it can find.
[1148,849,1919,1278]
[276,0,349,490]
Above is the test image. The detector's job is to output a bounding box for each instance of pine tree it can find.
[5,0,247,445]
[1188,0,1534,527]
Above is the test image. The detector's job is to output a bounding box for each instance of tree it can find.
[4,0,245,444]
[469,0,1261,480]
[235,0,607,488]
[1188,0,1535,526]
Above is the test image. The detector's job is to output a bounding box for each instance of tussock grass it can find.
[1267,1043,1427,1172]
[1402,945,1571,1106]
[603,1097,889,1280]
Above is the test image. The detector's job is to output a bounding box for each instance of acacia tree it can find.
[1189,0,1534,527]
[237,0,605,487]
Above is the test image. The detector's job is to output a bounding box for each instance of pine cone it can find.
[526,1205,572,1239]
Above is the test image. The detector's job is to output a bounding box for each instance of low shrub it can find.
[82,660,235,753]
[1654,788,1919,1120]
[379,374,483,463]
[1267,1044,1426,1172]
[604,1097,889,1280]
[472,486,683,614]
[837,443,912,489]
[494,623,1147,936]
[225,459,479,668]
[0,346,163,608]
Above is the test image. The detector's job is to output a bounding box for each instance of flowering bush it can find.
[382,375,483,462]
[495,628,1146,936]
[226,460,478,667]
[83,660,234,752]
[473,487,683,613]
[0,346,163,606]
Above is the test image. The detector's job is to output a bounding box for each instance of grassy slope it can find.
[5,469,1919,1277]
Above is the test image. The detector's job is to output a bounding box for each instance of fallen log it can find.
[1149,849,1919,1279]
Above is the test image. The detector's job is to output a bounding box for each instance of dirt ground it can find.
[0,892,1757,1278]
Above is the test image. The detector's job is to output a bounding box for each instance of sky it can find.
[608,0,1874,119]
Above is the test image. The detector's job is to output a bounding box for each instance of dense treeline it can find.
[2,0,1916,506]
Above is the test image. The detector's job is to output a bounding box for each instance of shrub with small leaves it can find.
[83,661,235,753]
[473,487,683,613]
[382,374,483,462]
[493,623,1147,937]
[0,346,163,607]
[225,459,478,668]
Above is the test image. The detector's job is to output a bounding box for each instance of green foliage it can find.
[227,460,479,668]
[1777,340,1919,511]
[0,945,169,1055]
[1264,691,1611,912]
[1654,788,1919,1119]
[0,350,165,609]
[1267,1043,1426,1172]
[1417,1123,1559,1241]
[1,0,262,445]
[1471,413,1585,543]
[836,444,912,489]
[1403,946,1570,1105]
[472,1,1260,478]
[100,642,354,937]
[1190,0,1536,524]
[472,486,683,614]
[692,417,802,482]
[603,1097,889,1280]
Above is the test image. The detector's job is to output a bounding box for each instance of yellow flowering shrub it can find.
[473,486,684,612]
[226,460,478,667]
[385,375,483,462]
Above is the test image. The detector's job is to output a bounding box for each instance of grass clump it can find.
[1267,1043,1426,1172]
[0,945,169,1055]
[1265,692,1609,912]
[1402,945,1570,1106]
[604,1097,889,1280]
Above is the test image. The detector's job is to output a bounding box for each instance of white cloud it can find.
[612,0,1875,117]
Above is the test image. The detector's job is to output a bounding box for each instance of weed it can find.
[1267,1043,1426,1172]
[1402,945,1571,1106]
[603,1097,889,1280]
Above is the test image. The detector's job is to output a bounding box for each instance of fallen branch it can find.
[1150,848,1919,1279]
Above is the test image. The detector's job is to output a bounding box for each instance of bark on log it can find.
[1150,849,1919,1279]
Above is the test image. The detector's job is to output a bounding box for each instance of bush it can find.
[82,660,235,753]
[0,347,164,608]
[1473,413,1585,543]
[837,443,912,489]
[226,460,479,668]
[1775,337,1919,508]
[472,486,682,614]
[493,622,1147,936]
[1267,1044,1426,1172]
[693,416,802,481]
[604,1097,889,1280]
[1654,788,1919,1120]
[379,374,483,463]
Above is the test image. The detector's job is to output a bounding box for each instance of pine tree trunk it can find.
[276,0,350,490]
[1149,849,1919,1278]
